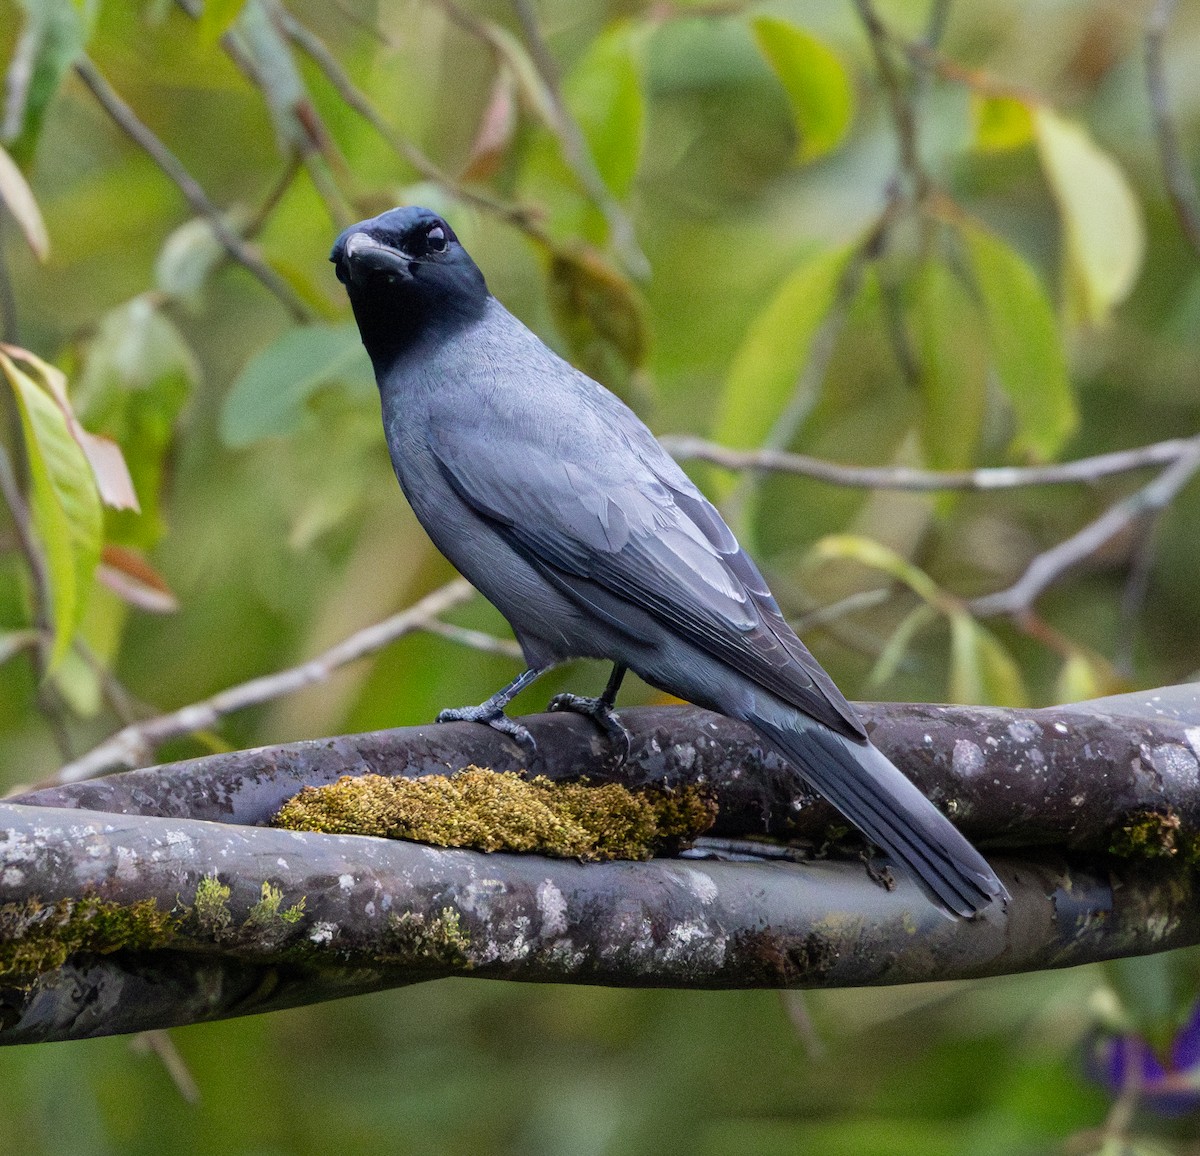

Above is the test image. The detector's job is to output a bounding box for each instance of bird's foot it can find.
[436,703,538,764]
[547,692,632,767]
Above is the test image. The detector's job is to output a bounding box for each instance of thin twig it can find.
[130,1030,201,1104]
[53,578,480,784]
[661,433,1198,491]
[73,57,315,323]
[969,442,1200,619]
[417,619,525,659]
[510,0,650,279]
[1145,0,1200,258]
[276,7,545,236]
[854,0,928,198]
[1115,517,1158,677]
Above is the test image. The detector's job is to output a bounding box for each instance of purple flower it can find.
[1087,1002,1200,1116]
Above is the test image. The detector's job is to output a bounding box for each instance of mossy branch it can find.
[1,686,1200,1043]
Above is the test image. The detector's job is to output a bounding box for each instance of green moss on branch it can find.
[271,767,717,861]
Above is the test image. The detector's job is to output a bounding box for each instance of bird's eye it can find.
[426,224,447,252]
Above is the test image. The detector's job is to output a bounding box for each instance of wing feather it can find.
[428,389,866,740]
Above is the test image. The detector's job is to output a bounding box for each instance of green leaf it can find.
[546,246,649,392]
[711,245,853,496]
[1,352,103,668]
[963,222,1077,460]
[970,93,1033,152]
[233,0,312,154]
[200,0,247,46]
[220,324,371,447]
[0,142,48,259]
[155,210,250,305]
[2,0,94,165]
[913,258,987,472]
[810,534,945,606]
[565,21,646,198]
[948,612,1028,706]
[869,603,936,687]
[752,17,855,163]
[1033,107,1145,326]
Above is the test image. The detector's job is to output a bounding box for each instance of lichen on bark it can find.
[271,766,717,860]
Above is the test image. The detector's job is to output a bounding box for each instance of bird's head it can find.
[331,206,488,365]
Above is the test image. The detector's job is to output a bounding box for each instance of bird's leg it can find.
[436,666,548,760]
[548,664,632,765]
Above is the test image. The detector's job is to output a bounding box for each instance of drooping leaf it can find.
[565,21,646,198]
[0,142,48,259]
[948,612,1028,707]
[220,324,372,447]
[155,209,250,306]
[963,222,1077,460]
[1034,107,1145,326]
[2,343,138,510]
[810,533,945,607]
[1,352,103,668]
[1,0,94,165]
[970,93,1034,152]
[752,17,855,163]
[462,68,518,182]
[711,244,853,496]
[869,603,937,687]
[97,544,179,614]
[912,258,987,472]
[547,245,649,392]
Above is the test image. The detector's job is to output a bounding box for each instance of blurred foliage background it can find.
[2,0,1200,1151]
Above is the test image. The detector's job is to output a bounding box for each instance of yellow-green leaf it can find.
[752,17,855,163]
[712,244,853,497]
[811,533,944,607]
[913,259,987,471]
[869,603,937,687]
[970,93,1033,152]
[2,352,103,668]
[1034,107,1145,326]
[963,222,1077,460]
[200,0,246,46]
[948,612,1028,707]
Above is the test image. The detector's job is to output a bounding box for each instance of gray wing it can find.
[427,388,865,740]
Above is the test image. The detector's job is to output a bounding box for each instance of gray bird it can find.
[332,205,1008,918]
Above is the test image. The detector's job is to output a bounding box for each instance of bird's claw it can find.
[547,692,632,767]
[436,703,539,764]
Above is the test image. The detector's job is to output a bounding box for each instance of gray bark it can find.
[2,684,1199,1044]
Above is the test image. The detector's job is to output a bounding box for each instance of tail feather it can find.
[750,715,1008,918]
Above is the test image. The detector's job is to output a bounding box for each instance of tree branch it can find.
[968,441,1200,619]
[49,578,480,784]
[661,433,1200,491]
[4,685,1200,1042]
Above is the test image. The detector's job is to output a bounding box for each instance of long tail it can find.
[748,713,1009,918]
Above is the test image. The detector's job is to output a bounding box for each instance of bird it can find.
[331,205,1008,918]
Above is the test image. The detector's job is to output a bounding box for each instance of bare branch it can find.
[50,578,480,784]
[969,441,1200,619]
[663,433,1200,491]
[1145,0,1200,258]
[73,57,316,323]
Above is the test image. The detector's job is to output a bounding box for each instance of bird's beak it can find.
[338,232,414,284]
